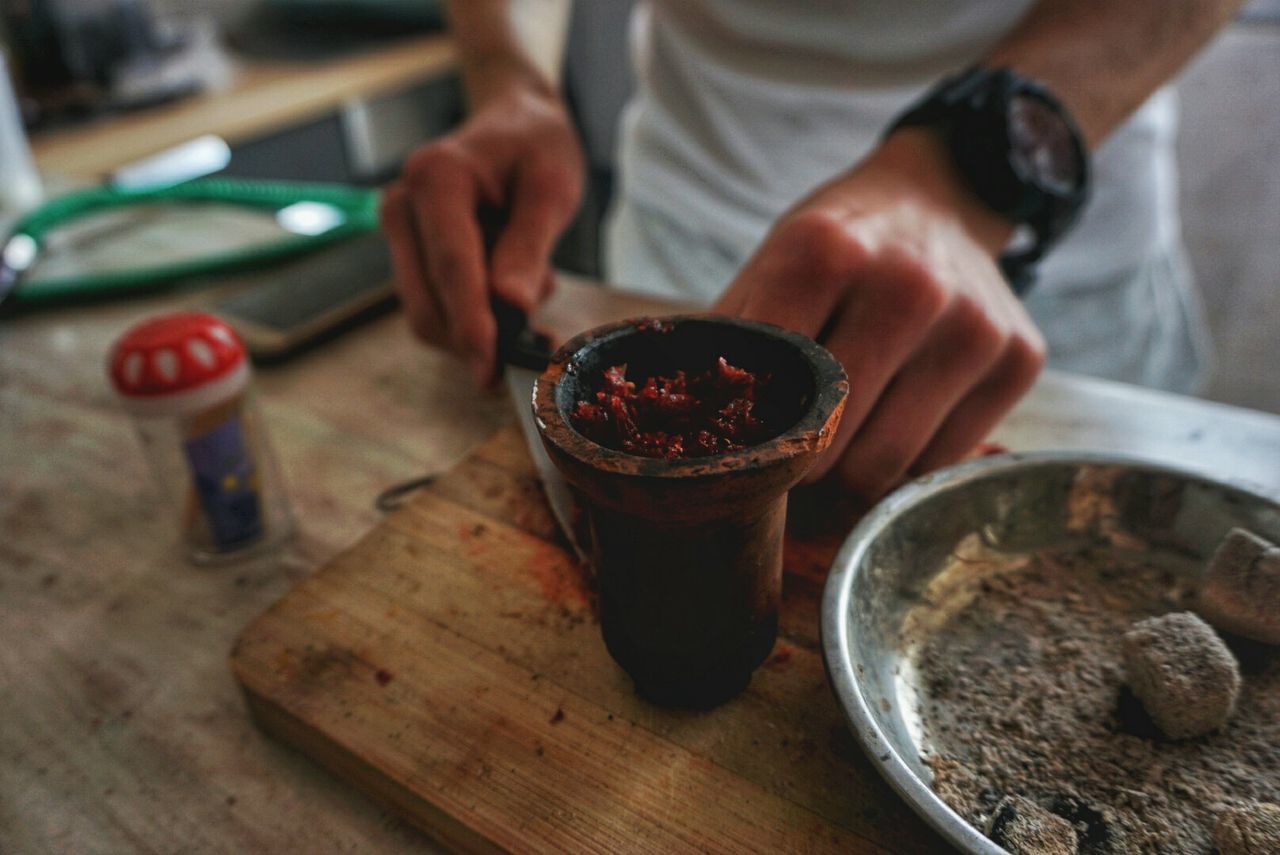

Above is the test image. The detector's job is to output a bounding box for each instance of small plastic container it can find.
[108,312,293,563]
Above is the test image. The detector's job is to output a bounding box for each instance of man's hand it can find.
[714,128,1045,499]
[381,81,584,386]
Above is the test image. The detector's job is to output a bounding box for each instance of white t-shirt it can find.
[608,0,1210,392]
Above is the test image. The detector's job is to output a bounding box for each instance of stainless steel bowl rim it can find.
[819,449,1280,855]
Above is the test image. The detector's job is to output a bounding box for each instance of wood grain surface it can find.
[0,297,487,854]
[231,420,936,854]
[6,273,1280,853]
[0,276,679,853]
[228,311,1280,855]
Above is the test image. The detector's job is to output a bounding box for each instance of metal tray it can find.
[820,452,1280,854]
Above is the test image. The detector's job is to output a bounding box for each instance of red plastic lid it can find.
[109,312,246,398]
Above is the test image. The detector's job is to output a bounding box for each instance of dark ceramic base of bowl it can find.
[534,315,850,710]
[590,500,785,708]
[608,614,778,710]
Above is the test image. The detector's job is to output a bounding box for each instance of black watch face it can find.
[1008,93,1083,197]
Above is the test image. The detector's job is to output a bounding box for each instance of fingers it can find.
[402,145,496,386]
[912,330,1045,474]
[714,142,1046,500]
[826,290,1012,497]
[490,156,578,310]
[380,182,446,345]
[382,85,584,389]
[715,211,858,337]
[795,249,950,484]
[727,212,1042,499]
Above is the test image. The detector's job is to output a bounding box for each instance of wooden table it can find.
[4,278,1280,852]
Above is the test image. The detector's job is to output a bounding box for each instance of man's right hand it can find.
[381,81,584,387]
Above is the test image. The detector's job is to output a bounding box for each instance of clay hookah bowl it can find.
[533,315,848,707]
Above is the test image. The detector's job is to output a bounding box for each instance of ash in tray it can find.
[916,547,1280,854]
[570,358,777,459]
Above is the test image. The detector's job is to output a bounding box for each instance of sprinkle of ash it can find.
[918,547,1280,854]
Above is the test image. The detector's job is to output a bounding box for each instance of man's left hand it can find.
[714,128,1046,499]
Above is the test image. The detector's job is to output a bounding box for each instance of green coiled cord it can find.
[5,178,381,305]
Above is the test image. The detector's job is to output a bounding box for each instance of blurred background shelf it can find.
[29,33,459,184]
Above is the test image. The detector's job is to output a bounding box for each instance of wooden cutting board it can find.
[231,420,945,853]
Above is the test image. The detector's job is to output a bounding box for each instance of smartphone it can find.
[210,231,396,361]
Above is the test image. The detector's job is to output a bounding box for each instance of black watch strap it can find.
[888,67,1090,296]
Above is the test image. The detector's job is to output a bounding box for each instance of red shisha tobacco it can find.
[570,358,776,459]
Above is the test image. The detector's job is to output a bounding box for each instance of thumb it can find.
[490,159,578,310]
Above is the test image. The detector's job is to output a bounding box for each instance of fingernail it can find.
[498,274,535,309]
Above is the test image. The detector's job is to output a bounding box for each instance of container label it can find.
[183,415,263,550]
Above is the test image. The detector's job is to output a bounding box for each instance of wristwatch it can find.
[887,66,1090,295]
